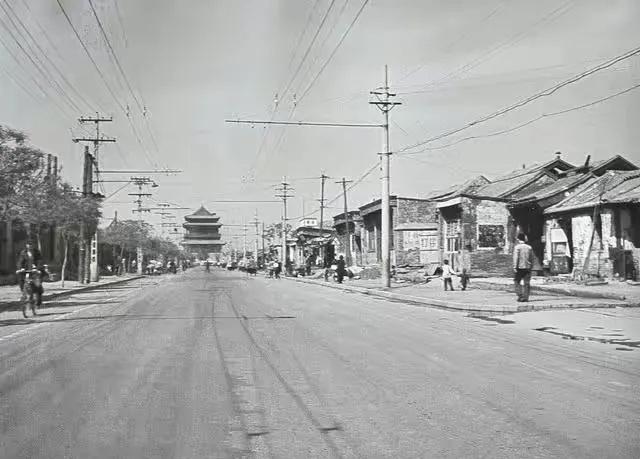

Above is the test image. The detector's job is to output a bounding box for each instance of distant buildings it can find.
[181,206,225,258]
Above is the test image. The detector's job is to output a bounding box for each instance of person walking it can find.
[513,233,534,302]
[336,255,346,284]
[441,259,458,291]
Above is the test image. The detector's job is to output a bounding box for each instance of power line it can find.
[246,0,338,178]
[398,45,640,153]
[298,0,370,104]
[55,0,125,113]
[0,9,80,114]
[280,0,337,103]
[293,0,350,97]
[396,0,513,85]
[399,81,640,155]
[398,0,575,95]
[88,0,162,162]
[2,0,95,112]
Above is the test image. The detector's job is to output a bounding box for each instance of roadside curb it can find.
[0,275,144,312]
[283,276,625,313]
[472,280,630,302]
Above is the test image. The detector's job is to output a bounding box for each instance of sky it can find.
[1,0,639,250]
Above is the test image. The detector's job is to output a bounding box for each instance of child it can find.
[441,259,459,291]
[460,268,469,291]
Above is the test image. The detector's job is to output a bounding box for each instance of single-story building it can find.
[544,170,640,280]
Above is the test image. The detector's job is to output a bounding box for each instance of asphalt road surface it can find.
[1,269,638,458]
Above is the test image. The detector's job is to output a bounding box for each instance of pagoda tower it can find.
[182,205,225,257]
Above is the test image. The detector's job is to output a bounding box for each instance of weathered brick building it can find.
[432,156,575,276]
[544,170,640,280]
[356,196,438,267]
[332,211,362,265]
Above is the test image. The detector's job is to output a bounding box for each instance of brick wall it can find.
[571,210,616,278]
[464,198,514,276]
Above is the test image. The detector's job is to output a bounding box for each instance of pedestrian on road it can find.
[513,232,534,302]
[336,255,346,284]
[440,259,458,291]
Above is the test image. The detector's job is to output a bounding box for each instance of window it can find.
[420,235,438,250]
[445,219,461,253]
[478,224,505,248]
[367,228,376,252]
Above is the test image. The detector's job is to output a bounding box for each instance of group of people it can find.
[437,232,534,302]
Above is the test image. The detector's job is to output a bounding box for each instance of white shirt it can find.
[442,264,456,278]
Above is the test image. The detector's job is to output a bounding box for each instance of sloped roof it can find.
[424,175,490,200]
[190,205,214,216]
[473,169,551,199]
[589,155,638,175]
[511,173,593,202]
[545,170,640,214]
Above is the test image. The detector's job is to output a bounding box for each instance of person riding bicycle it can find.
[16,241,48,300]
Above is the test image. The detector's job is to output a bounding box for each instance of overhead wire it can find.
[396,0,512,85]
[0,8,81,115]
[246,0,337,178]
[297,0,370,104]
[398,81,640,155]
[256,0,369,176]
[88,0,161,162]
[55,0,156,168]
[396,45,640,153]
[3,0,97,113]
[398,0,575,95]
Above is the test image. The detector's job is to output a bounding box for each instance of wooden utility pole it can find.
[78,146,93,283]
[317,173,329,261]
[74,113,115,282]
[370,66,401,287]
[336,177,354,265]
[275,177,294,267]
[253,210,260,264]
[130,177,154,274]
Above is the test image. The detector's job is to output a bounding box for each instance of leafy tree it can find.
[55,184,102,286]
[0,125,47,224]
[264,222,292,243]
[102,220,152,258]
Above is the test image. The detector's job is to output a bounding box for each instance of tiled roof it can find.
[190,205,214,217]
[545,170,640,214]
[511,173,592,202]
[424,175,490,200]
[473,169,546,198]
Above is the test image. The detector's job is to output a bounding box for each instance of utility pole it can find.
[78,145,93,283]
[317,173,329,262]
[253,210,260,265]
[275,177,294,268]
[74,113,115,282]
[130,176,154,274]
[242,220,247,260]
[370,66,401,287]
[336,177,354,266]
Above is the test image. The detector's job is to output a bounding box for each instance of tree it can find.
[0,125,47,224]
[54,184,102,287]
[102,219,152,270]
[264,222,292,244]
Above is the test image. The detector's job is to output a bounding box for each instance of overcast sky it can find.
[1,0,639,247]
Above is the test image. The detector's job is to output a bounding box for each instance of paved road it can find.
[1,270,638,458]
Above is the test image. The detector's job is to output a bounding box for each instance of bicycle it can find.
[17,267,46,318]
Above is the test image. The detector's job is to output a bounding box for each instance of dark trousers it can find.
[444,277,454,291]
[514,269,532,301]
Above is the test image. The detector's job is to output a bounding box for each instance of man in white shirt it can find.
[513,233,534,302]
